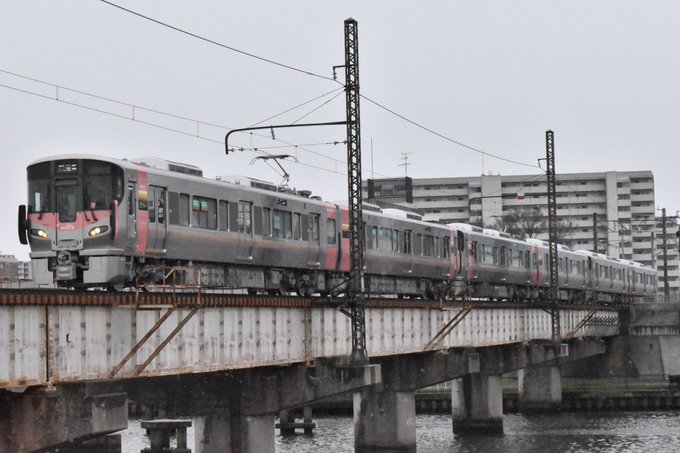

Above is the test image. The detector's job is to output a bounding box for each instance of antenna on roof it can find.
[398,152,414,177]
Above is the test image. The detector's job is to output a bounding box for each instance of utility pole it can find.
[545,130,561,344]
[593,212,598,254]
[344,18,368,364]
[662,208,670,301]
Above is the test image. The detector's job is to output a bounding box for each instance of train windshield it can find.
[27,159,125,219]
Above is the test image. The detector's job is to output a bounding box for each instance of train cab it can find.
[19,156,127,287]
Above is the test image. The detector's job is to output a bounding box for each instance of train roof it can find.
[28,154,331,205]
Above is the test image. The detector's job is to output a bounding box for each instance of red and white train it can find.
[18,154,657,303]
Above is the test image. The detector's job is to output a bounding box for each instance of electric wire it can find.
[98,2,540,171]
[291,90,345,124]
[247,87,344,128]
[0,71,364,176]
[99,0,339,83]
[361,94,541,169]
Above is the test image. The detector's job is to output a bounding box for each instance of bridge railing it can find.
[421,375,680,396]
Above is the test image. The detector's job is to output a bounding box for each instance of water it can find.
[123,412,680,452]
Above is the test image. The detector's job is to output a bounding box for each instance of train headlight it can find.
[30,229,49,238]
[88,226,109,237]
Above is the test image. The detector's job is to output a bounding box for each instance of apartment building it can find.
[364,171,659,269]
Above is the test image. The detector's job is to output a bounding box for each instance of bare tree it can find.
[488,206,546,238]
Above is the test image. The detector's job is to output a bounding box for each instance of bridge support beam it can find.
[194,411,274,453]
[353,388,416,452]
[451,374,503,434]
[518,364,562,412]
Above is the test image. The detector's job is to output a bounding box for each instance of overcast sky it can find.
[2,1,680,261]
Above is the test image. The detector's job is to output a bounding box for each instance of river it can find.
[122,411,680,452]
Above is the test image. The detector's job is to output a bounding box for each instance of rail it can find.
[0,289,623,311]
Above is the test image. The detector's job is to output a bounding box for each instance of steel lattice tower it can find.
[344,18,368,364]
[545,130,561,344]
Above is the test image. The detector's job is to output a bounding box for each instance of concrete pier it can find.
[451,374,503,434]
[518,364,562,412]
[353,388,417,452]
[194,411,274,453]
[0,385,127,453]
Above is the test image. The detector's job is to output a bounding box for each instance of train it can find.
[18,154,657,303]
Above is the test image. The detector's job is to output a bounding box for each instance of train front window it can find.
[27,162,50,213]
[83,160,124,209]
[27,159,125,215]
[56,181,79,223]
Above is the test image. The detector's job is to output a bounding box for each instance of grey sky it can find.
[2,1,679,261]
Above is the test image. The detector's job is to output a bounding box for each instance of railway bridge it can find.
[0,289,620,452]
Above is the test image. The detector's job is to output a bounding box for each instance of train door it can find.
[146,186,167,253]
[307,213,321,266]
[126,182,137,247]
[237,200,253,259]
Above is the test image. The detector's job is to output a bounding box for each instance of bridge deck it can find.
[0,290,619,389]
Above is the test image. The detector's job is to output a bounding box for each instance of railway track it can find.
[0,288,623,311]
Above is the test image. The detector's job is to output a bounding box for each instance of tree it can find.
[488,206,576,244]
[488,206,546,238]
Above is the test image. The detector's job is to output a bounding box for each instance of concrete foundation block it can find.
[194,411,274,453]
[518,364,562,413]
[354,389,416,452]
[451,375,503,434]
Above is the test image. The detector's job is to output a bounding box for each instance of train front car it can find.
[19,156,126,288]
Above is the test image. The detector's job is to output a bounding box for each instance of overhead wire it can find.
[361,94,541,170]
[292,90,345,124]
[0,69,361,176]
[247,87,344,127]
[99,0,339,83]
[97,1,540,171]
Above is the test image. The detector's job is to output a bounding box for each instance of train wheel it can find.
[247,288,258,295]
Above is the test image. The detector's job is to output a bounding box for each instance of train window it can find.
[435,237,440,258]
[378,227,393,251]
[617,269,622,281]
[219,201,229,231]
[471,241,478,261]
[499,246,506,266]
[510,249,522,267]
[27,162,50,213]
[404,230,412,254]
[128,187,135,217]
[310,214,320,242]
[532,253,538,270]
[327,219,336,244]
[392,229,399,252]
[481,245,493,264]
[262,208,271,236]
[192,196,217,229]
[148,190,156,223]
[83,161,124,209]
[179,194,189,226]
[371,226,379,249]
[238,201,253,234]
[417,234,423,255]
[525,251,530,269]
[56,181,79,223]
[423,235,435,257]
[293,213,302,240]
[442,236,450,259]
[272,209,292,238]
